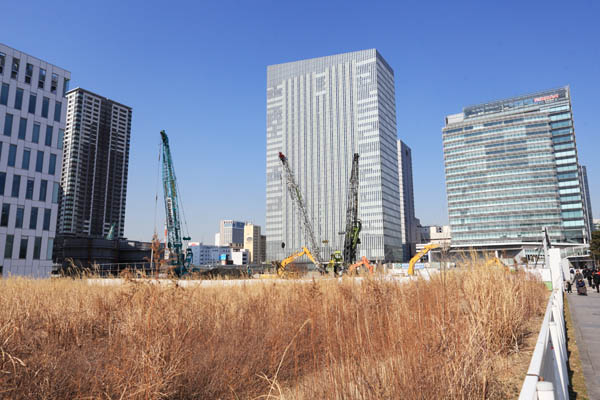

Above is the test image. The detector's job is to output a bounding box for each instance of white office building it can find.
[266,49,403,262]
[0,43,70,277]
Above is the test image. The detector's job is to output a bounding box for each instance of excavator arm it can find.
[347,256,374,275]
[408,244,440,276]
[275,247,317,277]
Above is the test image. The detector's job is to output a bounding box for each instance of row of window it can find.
[0,143,57,175]
[3,235,52,261]
[1,84,62,122]
[2,115,63,148]
[0,203,53,231]
[0,173,58,202]
[0,51,69,95]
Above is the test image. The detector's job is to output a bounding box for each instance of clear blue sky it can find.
[3,0,599,242]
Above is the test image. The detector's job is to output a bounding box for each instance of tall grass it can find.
[0,263,547,399]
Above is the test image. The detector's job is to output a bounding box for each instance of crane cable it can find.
[153,140,162,236]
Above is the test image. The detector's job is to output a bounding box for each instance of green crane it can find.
[160,130,192,276]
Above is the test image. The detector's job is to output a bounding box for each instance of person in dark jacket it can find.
[593,270,600,293]
[585,268,593,287]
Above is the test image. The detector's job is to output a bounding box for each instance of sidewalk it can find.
[566,285,600,399]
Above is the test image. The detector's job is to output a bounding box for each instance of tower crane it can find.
[342,153,361,269]
[160,130,192,276]
[278,152,326,273]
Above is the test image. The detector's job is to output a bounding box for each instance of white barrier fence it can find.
[519,248,569,400]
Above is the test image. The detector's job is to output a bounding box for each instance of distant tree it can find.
[591,231,600,266]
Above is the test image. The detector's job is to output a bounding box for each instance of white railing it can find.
[519,249,569,400]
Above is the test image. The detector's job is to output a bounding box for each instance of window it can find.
[0,83,8,105]
[4,235,13,258]
[25,63,33,84]
[46,237,53,260]
[0,172,5,195]
[49,154,56,175]
[18,118,27,139]
[1,204,10,227]
[39,180,47,201]
[29,207,38,229]
[52,182,59,203]
[45,126,53,146]
[22,149,30,170]
[54,101,61,122]
[0,52,5,74]
[32,123,40,143]
[11,175,20,197]
[38,68,46,89]
[11,58,19,79]
[33,237,42,259]
[28,93,36,114]
[58,129,64,150]
[51,73,58,94]
[42,97,49,118]
[14,88,23,109]
[19,237,28,259]
[15,206,24,228]
[63,78,70,96]
[8,144,17,166]
[25,179,34,199]
[35,151,44,172]
[4,113,13,136]
[43,209,51,230]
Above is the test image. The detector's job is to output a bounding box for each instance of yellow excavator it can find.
[408,243,440,276]
[272,246,319,277]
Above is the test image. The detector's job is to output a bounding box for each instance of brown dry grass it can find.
[0,262,547,399]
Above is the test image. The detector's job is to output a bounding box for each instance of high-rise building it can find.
[266,49,403,262]
[219,220,244,247]
[58,88,131,239]
[443,86,589,245]
[580,165,593,241]
[0,43,70,277]
[243,223,264,263]
[397,140,417,260]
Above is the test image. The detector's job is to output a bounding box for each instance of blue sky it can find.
[2,0,599,242]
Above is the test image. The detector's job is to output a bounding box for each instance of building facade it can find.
[188,242,230,265]
[443,87,589,245]
[58,88,131,239]
[218,220,244,247]
[579,165,593,241]
[243,223,264,263]
[397,140,417,260]
[266,49,403,262]
[0,43,70,277]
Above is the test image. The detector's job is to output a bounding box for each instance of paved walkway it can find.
[567,284,600,399]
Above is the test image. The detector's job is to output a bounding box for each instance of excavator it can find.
[272,246,319,277]
[347,256,374,275]
[408,243,440,276]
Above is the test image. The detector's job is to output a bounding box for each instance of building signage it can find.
[534,94,559,103]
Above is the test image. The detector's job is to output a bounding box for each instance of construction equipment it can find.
[342,153,361,270]
[327,251,343,275]
[160,130,192,276]
[278,152,326,273]
[347,256,374,275]
[272,246,319,277]
[105,222,116,240]
[408,243,440,276]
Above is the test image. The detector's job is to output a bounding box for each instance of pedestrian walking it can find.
[585,268,593,287]
[573,269,583,285]
[593,270,600,294]
[565,280,573,293]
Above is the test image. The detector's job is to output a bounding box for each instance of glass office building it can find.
[266,49,403,262]
[443,86,589,245]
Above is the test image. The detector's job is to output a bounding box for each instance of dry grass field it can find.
[0,262,547,399]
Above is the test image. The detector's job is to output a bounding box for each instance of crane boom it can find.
[278,152,326,273]
[342,153,361,266]
[160,130,191,272]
